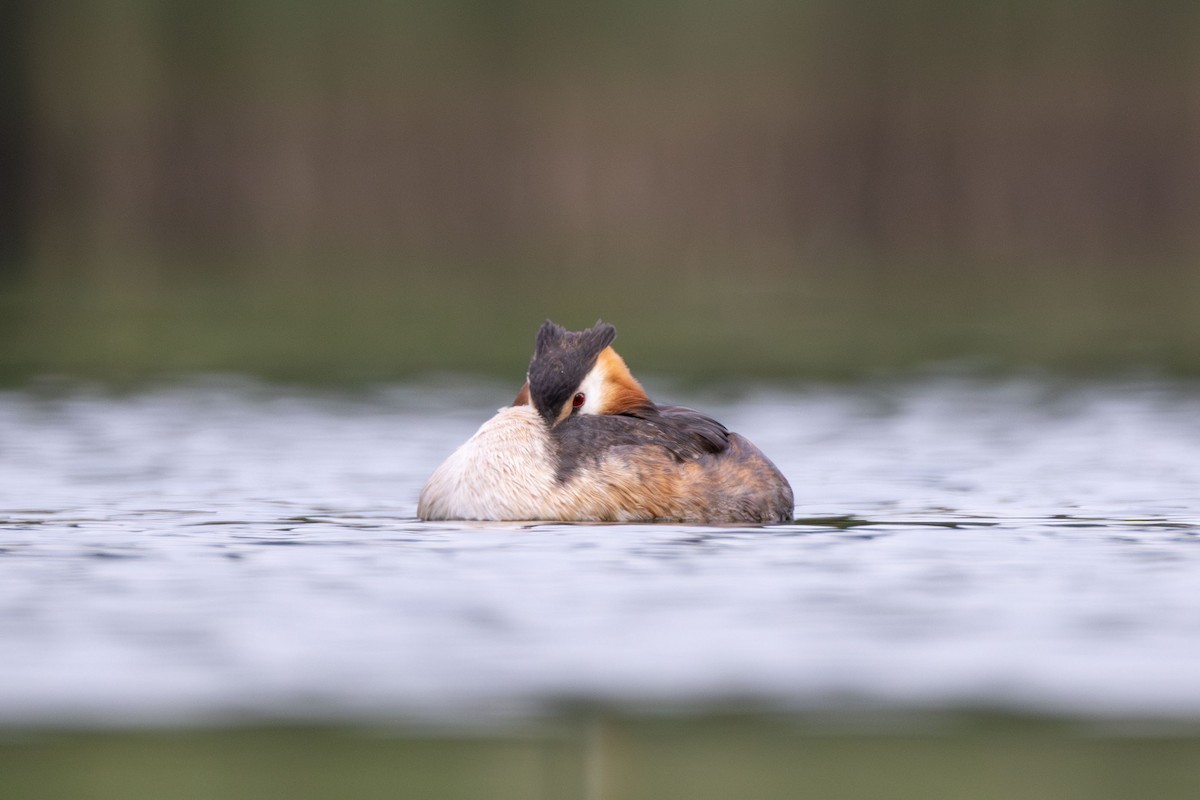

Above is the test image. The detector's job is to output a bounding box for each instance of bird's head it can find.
[523,319,651,426]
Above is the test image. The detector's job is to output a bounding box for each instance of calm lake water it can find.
[2,375,1199,727]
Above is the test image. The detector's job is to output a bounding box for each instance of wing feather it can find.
[552,405,730,481]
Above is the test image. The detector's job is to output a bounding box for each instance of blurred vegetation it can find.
[3,714,1200,800]
[2,1,1200,382]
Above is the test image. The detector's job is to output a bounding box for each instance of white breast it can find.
[417,405,560,520]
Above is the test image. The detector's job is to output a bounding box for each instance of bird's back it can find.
[551,410,794,523]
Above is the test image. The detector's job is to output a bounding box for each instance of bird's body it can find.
[418,321,793,524]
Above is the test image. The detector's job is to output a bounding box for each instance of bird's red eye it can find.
[572,392,585,408]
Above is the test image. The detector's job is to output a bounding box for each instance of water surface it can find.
[2,376,1199,726]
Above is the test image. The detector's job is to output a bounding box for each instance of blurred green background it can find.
[5,715,1200,800]
[2,0,1198,384]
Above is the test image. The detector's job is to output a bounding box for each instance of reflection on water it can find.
[1,376,1199,725]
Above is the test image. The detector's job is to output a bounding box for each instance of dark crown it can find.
[527,320,616,423]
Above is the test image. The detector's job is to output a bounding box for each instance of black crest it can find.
[528,319,616,424]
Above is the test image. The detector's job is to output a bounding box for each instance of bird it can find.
[417,320,794,523]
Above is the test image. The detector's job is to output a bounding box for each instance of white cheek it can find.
[577,367,606,415]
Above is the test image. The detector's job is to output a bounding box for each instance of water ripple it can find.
[2,377,1200,725]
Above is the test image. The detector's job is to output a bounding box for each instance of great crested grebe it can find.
[417,320,794,524]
